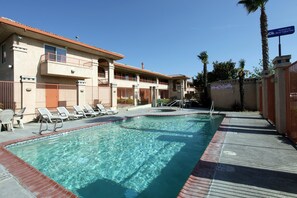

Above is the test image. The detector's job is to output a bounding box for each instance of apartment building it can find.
[0,17,190,121]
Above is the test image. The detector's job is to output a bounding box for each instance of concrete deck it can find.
[0,108,296,197]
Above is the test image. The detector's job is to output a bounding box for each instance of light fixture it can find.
[17,35,23,40]
[8,65,13,69]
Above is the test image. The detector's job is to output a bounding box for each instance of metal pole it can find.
[278,36,281,57]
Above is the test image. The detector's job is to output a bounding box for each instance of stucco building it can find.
[0,17,190,122]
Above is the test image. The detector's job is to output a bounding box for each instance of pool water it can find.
[8,114,223,198]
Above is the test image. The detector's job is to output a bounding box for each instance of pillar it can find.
[150,86,157,107]
[262,77,268,118]
[111,83,117,108]
[20,76,36,123]
[133,85,139,106]
[76,80,86,106]
[108,62,115,84]
[273,55,291,134]
[180,80,185,107]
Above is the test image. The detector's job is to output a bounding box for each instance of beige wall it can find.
[210,78,257,111]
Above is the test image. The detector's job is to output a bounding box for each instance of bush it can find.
[117,98,134,104]
[157,98,171,106]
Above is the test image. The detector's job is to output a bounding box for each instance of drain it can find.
[223,151,237,156]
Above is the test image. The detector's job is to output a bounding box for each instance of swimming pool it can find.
[7,114,223,198]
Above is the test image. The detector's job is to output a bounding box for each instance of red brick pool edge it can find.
[0,115,227,197]
[178,117,229,197]
[0,122,111,198]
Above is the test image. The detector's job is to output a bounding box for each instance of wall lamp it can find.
[8,65,13,69]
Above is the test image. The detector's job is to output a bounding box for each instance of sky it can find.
[2,0,297,79]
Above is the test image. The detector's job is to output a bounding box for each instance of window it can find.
[1,44,6,63]
[45,45,66,63]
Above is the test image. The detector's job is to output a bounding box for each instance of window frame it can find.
[44,44,67,63]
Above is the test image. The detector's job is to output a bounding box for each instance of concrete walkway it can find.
[0,108,296,197]
[208,112,297,198]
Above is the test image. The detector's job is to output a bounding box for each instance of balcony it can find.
[40,53,94,79]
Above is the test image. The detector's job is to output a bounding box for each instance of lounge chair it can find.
[96,104,118,115]
[14,107,26,128]
[57,106,83,120]
[73,105,96,117]
[0,109,14,132]
[84,104,100,116]
[37,107,67,134]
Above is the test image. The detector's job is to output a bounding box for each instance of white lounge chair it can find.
[57,106,83,120]
[37,107,67,134]
[0,109,14,132]
[84,104,100,116]
[73,105,96,117]
[96,104,118,115]
[14,107,26,128]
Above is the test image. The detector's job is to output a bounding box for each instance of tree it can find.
[238,59,245,111]
[250,59,274,78]
[238,0,269,74]
[197,51,209,98]
[210,60,238,82]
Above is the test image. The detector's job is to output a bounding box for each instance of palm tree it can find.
[197,51,208,100]
[238,0,269,73]
[238,59,245,111]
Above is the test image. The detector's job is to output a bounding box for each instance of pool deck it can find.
[0,107,297,197]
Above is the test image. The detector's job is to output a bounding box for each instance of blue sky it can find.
[2,0,297,78]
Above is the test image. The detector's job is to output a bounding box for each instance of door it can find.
[46,84,59,108]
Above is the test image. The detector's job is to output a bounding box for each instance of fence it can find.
[0,80,111,114]
[0,81,21,110]
[267,75,275,124]
[285,63,297,143]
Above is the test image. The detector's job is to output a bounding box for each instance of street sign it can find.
[268,26,295,38]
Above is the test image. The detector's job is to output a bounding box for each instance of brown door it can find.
[46,84,59,108]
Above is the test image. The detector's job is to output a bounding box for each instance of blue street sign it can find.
[268,26,295,38]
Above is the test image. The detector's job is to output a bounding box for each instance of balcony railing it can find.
[41,53,94,67]
[159,81,169,85]
[115,75,136,81]
[140,79,156,83]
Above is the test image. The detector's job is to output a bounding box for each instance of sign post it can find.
[268,26,295,56]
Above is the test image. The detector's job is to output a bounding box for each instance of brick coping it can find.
[0,113,227,197]
[178,116,230,197]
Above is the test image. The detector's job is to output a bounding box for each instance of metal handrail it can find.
[210,101,214,117]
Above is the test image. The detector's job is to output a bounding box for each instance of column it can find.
[262,77,268,118]
[133,85,139,106]
[180,80,185,107]
[150,86,154,107]
[76,80,86,106]
[20,76,36,123]
[273,55,291,134]
[108,61,115,84]
[111,83,117,108]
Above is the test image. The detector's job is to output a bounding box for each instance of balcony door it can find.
[45,44,66,62]
[46,84,59,108]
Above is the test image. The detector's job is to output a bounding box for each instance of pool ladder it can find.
[209,101,214,117]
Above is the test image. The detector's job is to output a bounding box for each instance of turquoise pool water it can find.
[8,114,223,198]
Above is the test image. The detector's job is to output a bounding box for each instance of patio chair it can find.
[73,105,95,118]
[14,107,26,128]
[57,106,83,120]
[0,109,14,132]
[96,104,118,115]
[37,107,67,134]
[84,104,100,116]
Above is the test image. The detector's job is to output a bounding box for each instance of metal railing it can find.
[40,53,94,67]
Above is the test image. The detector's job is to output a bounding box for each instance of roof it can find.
[114,62,171,79]
[0,17,124,60]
